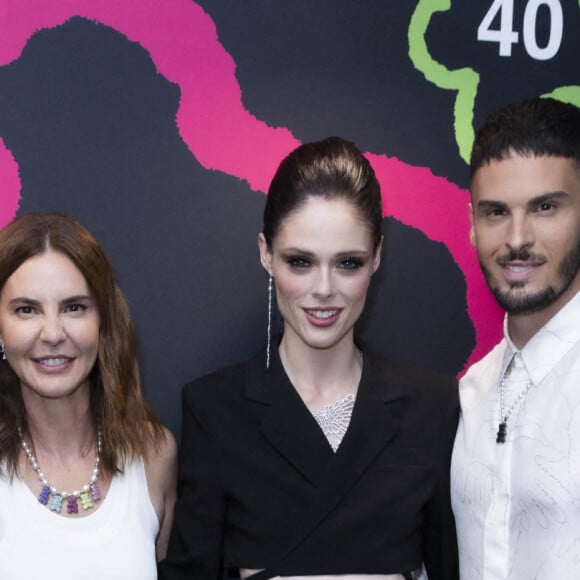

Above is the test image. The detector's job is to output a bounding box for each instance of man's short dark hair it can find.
[470,97,580,179]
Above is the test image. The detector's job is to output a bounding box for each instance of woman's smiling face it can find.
[0,249,100,405]
[259,196,381,352]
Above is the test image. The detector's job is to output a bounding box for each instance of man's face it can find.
[470,153,580,315]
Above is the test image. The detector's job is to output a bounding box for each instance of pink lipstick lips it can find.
[304,308,341,327]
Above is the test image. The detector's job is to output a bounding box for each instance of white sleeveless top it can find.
[0,459,159,580]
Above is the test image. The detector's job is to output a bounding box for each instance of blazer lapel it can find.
[310,352,407,507]
[244,350,409,569]
[244,351,334,486]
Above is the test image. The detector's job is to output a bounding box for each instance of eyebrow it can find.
[475,198,505,209]
[7,297,41,308]
[475,190,570,211]
[8,295,94,307]
[61,295,94,304]
[280,248,316,257]
[525,190,569,209]
[280,248,370,257]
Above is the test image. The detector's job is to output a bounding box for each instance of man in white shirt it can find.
[451,97,580,579]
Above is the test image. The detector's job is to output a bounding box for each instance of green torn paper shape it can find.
[409,0,580,165]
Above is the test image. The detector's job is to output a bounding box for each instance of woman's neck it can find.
[278,332,363,410]
[24,400,95,461]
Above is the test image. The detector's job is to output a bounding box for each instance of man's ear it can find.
[469,202,476,247]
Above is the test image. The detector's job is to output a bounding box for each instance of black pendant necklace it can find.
[496,420,507,444]
[496,358,534,444]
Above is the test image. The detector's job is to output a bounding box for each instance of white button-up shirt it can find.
[451,291,580,579]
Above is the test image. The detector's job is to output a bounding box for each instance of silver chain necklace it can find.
[496,360,534,444]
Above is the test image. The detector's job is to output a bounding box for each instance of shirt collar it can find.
[503,290,580,386]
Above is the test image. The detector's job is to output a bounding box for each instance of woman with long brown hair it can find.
[0,212,177,579]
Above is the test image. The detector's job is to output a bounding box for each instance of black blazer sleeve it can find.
[158,382,226,580]
[421,373,459,580]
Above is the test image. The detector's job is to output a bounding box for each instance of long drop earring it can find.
[0,344,5,360]
[266,275,273,369]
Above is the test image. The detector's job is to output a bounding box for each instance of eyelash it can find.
[286,256,310,269]
[14,304,88,315]
[484,208,507,218]
[338,257,364,270]
[537,202,555,212]
[285,256,364,270]
[66,304,88,313]
[484,202,557,219]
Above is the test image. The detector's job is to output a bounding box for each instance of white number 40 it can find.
[477,0,563,60]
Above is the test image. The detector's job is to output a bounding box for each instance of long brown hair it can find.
[0,212,163,477]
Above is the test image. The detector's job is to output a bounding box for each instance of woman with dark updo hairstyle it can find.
[160,137,459,580]
[0,212,177,580]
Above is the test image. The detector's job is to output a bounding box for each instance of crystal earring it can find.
[266,275,273,369]
[0,344,5,360]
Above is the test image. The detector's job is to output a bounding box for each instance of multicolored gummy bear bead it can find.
[67,496,79,514]
[38,485,50,505]
[91,483,102,502]
[80,491,93,510]
[50,494,63,513]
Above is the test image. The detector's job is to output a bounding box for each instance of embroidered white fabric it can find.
[452,291,580,579]
[311,393,356,452]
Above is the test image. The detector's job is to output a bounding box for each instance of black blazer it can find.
[159,347,459,579]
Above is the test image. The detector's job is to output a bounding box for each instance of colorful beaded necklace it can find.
[18,427,103,514]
